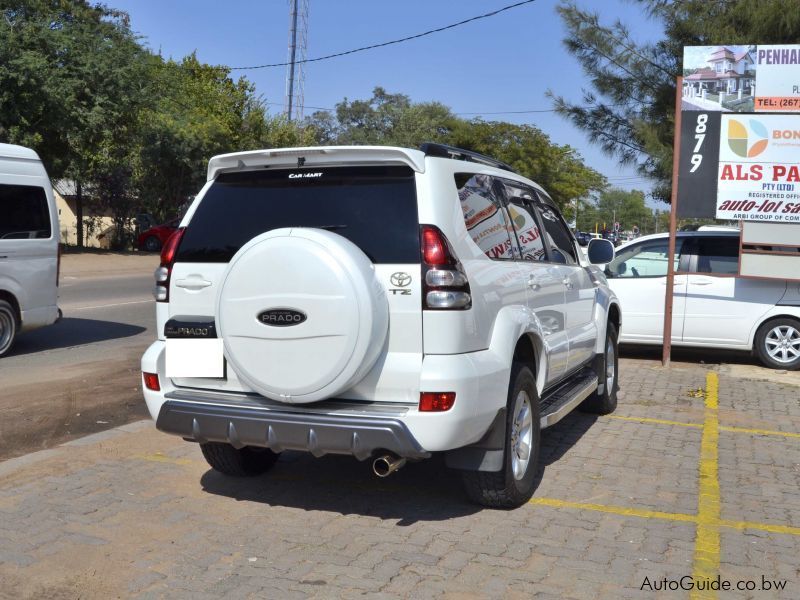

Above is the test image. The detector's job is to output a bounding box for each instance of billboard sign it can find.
[716,114,800,222]
[682,44,800,114]
[753,45,800,111]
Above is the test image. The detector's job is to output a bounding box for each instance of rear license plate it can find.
[166,339,224,378]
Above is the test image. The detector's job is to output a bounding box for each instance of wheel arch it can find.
[0,290,21,324]
[749,312,800,349]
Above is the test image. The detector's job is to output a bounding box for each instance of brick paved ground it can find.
[0,356,798,599]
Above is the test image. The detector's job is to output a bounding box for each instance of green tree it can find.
[307,87,607,210]
[551,0,800,204]
[1,0,148,245]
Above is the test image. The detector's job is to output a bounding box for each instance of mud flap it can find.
[444,408,506,472]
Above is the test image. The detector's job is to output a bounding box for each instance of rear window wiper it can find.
[305,224,348,231]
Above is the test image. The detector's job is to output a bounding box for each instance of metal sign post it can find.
[662,76,683,367]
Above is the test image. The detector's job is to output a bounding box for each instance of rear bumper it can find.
[156,393,429,460]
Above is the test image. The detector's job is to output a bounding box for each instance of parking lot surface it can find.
[1,357,799,599]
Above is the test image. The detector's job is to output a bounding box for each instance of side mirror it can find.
[587,238,615,265]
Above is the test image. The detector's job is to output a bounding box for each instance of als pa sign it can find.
[716,114,800,222]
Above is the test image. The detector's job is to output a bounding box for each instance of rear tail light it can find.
[419,392,456,412]
[154,228,185,303]
[420,225,471,310]
[143,372,160,391]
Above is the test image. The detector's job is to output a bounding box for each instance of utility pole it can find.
[284,0,308,121]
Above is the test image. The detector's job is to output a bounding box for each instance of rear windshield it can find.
[0,184,51,239]
[176,166,419,263]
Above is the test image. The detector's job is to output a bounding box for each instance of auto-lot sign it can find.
[716,114,800,222]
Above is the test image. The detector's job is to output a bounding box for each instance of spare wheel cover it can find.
[216,228,388,403]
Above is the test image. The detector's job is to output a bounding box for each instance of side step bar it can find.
[539,369,598,428]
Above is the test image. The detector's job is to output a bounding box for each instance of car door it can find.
[605,237,687,343]
[682,235,787,346]
[500,181,568,387]
[533,194,596,373]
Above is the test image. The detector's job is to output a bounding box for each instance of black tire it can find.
[462,363,541,508]
[580,322,619,415]
[0,299,18,358]
[754,318,800,370]
[143,235,162,252]
[200,442,279,476]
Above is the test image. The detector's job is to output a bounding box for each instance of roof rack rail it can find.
[419,142,516,173]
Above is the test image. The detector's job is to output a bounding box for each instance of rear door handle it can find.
[562,277,574,290]
[175,278,212,290]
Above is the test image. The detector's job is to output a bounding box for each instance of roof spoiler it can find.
[207,146,426,181]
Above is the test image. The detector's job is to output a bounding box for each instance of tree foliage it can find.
[552,0,800,204]
[307,87,607,210]
[0,1,314,246]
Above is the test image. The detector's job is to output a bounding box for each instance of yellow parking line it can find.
[719,425,800,439]
[608,415,800,440]
[690,372,721,599]
[137,453,194,466]
[719,518,800,537]
[530,497,800,538]
[607,415,703,429]
[529,497,697,523]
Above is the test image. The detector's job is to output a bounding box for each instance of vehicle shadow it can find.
[10,317,146,355]
[619,343,758,366]
[200,409,599,523]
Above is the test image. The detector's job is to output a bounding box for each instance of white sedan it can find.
[604,231,800,369]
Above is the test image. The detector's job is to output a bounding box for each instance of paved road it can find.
[1,358,797,599]
[0,254,158,460]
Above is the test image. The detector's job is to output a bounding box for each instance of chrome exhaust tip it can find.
[372,454,407,478]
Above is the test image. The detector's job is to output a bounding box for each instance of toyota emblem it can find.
[390,272,412,287]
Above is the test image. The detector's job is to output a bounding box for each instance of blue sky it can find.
[112,0,665,201]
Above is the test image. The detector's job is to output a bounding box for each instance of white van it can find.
[0,143,60,357]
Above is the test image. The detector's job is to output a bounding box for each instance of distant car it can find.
[574,231,592,246]
[137,218,180,252]
[604,231,800,369]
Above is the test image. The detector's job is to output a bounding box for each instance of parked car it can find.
[137,217,180,252]
[0,143,61,357]
[604,231,800,369]
[141,143,620,508]
[574,231,592,246]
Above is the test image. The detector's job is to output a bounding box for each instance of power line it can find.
[228,0,537,70]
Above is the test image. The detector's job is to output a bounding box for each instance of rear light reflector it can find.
[419,392,456,412]
[426,290,471,309]
[143,372,160,391]
[425,269,467,287]
[155,227,185,303]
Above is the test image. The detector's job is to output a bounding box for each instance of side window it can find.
[607,239,683,278]
[534,198,577,264]
[0,184,51,239]
[501,182,546,262]
[694,236,739,274]
[456,173,517,260]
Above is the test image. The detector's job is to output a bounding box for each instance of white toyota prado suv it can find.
[141,144,621,508]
